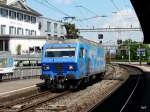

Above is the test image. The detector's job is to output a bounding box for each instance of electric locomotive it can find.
[0,51,14,80]
[41,37,106,89]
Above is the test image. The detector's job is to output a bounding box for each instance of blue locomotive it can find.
[41,37,106,89]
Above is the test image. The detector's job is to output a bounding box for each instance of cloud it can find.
[80,8,143,43]
[103,8,140,28]
[55,0,73,5]
[101,8,143,42]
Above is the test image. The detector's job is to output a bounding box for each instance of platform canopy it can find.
[131,0,150,43]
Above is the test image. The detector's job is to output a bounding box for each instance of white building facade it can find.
[0,0,41,36]
[0,0,66,55]
[39,17,66,38]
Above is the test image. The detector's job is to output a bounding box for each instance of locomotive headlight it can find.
[43,65,50,70]
[69,65,74,70]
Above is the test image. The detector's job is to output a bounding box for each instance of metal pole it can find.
[128,40,131,64]
[139,43,142,66]
[109,49,111,63]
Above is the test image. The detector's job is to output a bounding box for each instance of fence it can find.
[3,66,42,80]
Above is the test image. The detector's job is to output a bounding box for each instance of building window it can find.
[9,26,16,35]
[17,12,23,21]
[24,15,30,22]
[47,22,51,32]
[0,40,3,51]
[0,40,9,51]
[48,34,51,36]
[9,10,16,19]
[54,35,57,37]
[25,29,30,36]
[54,23,57,33]
[1,25,6,35]
[5,40,9,51]
[31,16,36,23]
[31,30,36,36]
[17,27,23,35]
[1,8,8,17]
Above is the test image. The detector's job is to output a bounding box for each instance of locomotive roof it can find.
[46,38,102,47]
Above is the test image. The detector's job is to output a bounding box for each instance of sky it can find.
[27,0,143,44]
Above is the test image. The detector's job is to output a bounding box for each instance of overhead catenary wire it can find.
[75,5,99,16]
[76,16,105,21]
[74,4,107,29]
[35,0,72,17]
[74,6,90,37]
[109,0,120,12]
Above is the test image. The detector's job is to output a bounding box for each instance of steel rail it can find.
[86,80,126,112]
[119,65,142,112]
[86,64,142,112]
[16,91,70,112]
[0,91,51,112]
[0,91,70,112]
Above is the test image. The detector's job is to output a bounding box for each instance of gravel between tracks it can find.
[35,65,128,112]
[0,65,128,112]
[35,80,123,112]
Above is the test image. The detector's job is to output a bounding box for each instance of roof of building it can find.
[0,0,42,16]
[0,35,66,40]
[39,16,64,23]
[0,35,47,39]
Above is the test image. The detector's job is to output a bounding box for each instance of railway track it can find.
[104,64,128,80]
[119,64,142,112]
[0,90,71,112]
[86,64,143,112]
[104,64,116,79]
[0,64,131,112]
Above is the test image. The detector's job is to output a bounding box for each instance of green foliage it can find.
[16,44,22,55]
[64,23,80,35]
[116,39,150,61]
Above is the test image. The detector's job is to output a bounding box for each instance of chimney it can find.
[7,0,27,5]
[0,0,7,4]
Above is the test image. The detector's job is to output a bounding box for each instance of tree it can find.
[16,44,22,55]
[64,23,80,38]
[116,39,150,61]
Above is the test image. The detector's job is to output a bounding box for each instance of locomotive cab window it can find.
[80,48,85,58]
[45,48,76,58]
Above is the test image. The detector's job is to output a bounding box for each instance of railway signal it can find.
[117,40,122,45]
[98,34,103,39]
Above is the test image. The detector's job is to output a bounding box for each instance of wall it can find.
[38,17,66,37]
[0,16,40,35]
[9,38,46,54]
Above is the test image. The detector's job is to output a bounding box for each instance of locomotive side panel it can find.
[77,42,105,78]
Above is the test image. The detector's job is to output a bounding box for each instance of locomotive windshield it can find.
[45,48,76,58]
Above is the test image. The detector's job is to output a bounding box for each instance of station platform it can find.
[0,78,43,97]
[111,62,150,72]
[133,65,150,72]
